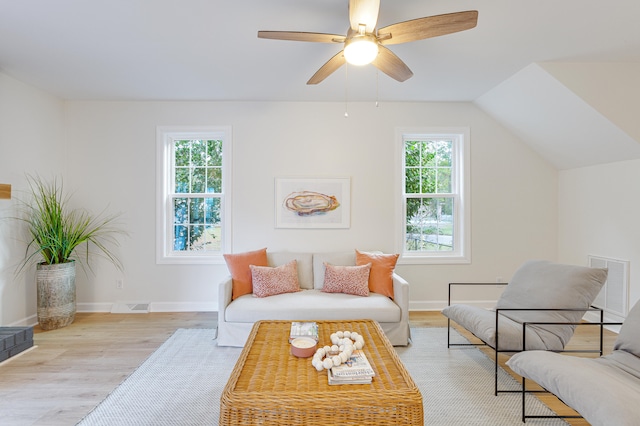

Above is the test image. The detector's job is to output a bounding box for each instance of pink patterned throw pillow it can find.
[250,260,301,298]
[321,262,371,297]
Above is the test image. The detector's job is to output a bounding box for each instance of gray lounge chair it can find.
[508,299,640,425]
[442,260,608,394]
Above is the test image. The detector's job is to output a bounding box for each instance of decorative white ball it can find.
[330,334,339,344]
[308,330,366,373]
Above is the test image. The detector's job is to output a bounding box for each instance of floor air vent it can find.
[111,302,151,314]
[588,255,629,321]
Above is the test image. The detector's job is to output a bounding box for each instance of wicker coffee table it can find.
[220,319,423,425]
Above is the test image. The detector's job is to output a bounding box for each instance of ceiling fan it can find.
[258,0,478,85]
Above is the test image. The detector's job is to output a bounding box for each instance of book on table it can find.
[289,321,318,343]
[328,350,375,385]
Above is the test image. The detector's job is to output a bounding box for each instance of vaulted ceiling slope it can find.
[475,63,640,170]
[0,1,638,170]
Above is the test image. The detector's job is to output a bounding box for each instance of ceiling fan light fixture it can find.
[344,35,379,66]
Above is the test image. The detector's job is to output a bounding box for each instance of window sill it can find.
[398,254,471,265]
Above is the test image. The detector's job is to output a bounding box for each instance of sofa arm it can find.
[218,276,233,324]
[392,273,409,324]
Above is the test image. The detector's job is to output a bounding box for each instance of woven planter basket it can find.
[36,261,76,330]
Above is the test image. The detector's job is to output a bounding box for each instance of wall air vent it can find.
[111,302,150,314]
[588,255,629,321]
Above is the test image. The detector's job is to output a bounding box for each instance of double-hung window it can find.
[156,127,232,264]
[398,128,470,264]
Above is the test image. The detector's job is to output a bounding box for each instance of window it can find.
[397,128,470,264]
[156,127,232,264]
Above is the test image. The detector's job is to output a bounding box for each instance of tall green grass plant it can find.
[16,175,127,272]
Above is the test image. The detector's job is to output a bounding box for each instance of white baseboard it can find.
[8,315,37,327]
[78,303,113,312]
[76,302,216,313]
[148,302,216,312]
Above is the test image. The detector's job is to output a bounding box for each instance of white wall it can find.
[0,72,65,325]
[558,159,640,310]
[62,100,558,314]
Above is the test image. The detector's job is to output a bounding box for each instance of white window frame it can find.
[395,127,470,264]
[156,126,232,264]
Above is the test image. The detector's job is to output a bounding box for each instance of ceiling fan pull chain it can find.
[376,69,379,108]
[344,63,349,118]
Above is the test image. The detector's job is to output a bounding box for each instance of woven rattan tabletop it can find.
[220,319,423,425]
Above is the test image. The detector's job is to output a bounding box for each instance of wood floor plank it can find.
[0,311,613,425]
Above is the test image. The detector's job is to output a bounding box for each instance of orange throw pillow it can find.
[223,248,268,300]
[355,250,399,298]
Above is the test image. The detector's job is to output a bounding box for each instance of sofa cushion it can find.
[495,260,607,348]
[225,289,401,323]
[223,248,268,300]
[313,252,356,289]
[321,263,371,297]
[614,300,640,357]
[356,250,399,298]
[267,252,314,290]
[250,260,300,298]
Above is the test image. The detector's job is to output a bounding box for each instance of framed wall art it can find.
[275,177,351,229]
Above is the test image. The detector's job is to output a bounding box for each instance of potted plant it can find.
[16,175,126,330]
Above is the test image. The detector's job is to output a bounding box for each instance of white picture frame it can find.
[275,177,351,229]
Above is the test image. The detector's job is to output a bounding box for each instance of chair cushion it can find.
[507,350,640,426]
[442,304,561,351]
[495,260,607,348]
[615,300,640,357]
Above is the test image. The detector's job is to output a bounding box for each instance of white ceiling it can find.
[1,0,639,102]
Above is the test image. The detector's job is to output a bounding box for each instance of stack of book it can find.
[328,350,375,385]
[289,321,319,343]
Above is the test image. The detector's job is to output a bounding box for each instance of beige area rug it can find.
[77,327,567,425]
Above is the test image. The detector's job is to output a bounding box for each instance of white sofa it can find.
[217,251,410,347]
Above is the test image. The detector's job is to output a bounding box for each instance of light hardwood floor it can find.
[0,311,616,425]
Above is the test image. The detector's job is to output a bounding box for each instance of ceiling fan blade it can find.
[378,10,478,45]
[349,0,380,32]
[371,45,413,82]
[307,51,347,85]
[258,31,345,43]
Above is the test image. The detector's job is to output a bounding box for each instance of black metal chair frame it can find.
[518,320,622,423]
[447,282,605,395]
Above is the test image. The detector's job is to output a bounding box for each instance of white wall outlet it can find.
[116,279,124,289]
